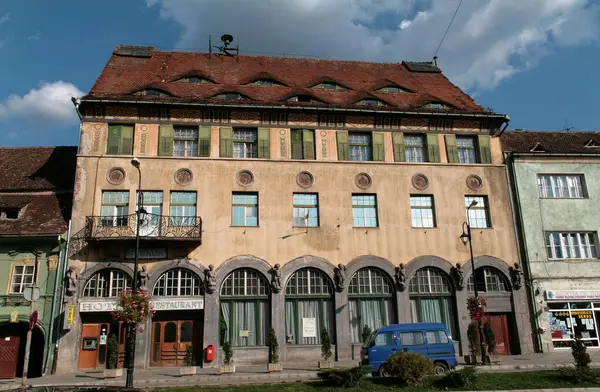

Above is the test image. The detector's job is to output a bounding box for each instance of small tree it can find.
[267,326,279,364]
[483,322,496,357]
[361,325,372,345]
[467,323,480,358]
[572,336,591,370]
[223,340,234,366]
[106,334,119,370]
[183,345,195,367]
[321,327,332,361]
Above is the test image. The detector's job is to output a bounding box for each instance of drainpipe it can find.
[42,234,64,375]
[504,153,543,353]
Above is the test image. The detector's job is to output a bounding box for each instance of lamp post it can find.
[460,200,487,366]
[125,157,145,388]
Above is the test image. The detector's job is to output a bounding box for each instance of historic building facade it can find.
[503,131,600,352]
[0,147,76,378]
[56,45,532,373]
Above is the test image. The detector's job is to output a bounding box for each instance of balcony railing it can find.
[84,214,202,242]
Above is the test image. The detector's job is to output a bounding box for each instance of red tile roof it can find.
[0,194,71,236]
[501,131,600,154]
[84,45,490,114]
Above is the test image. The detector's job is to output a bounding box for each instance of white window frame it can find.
[153,269,202,297]
[404,134,427,163]
[410,195,436,228]
[173,126,199,157]
[465,196,491,228]
[100,191,129,227]
[546,232,598,260]
[537,174,585,198]
[352,194,378,228]
[233,129,258,158]
[83,269,131,298]
[9,264,35,294]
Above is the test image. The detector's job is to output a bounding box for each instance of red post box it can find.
[205,344,215,362]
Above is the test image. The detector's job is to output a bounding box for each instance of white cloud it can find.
[0,81,84,125]
[147,0,600,92]
[28,32,41,41]
[0,12,9,25]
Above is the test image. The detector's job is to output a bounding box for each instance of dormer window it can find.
[132,88,172,97]
[176,76,213,84]
[585,139,599,148]
[0,207,20,220]
[252,79,284,86]
[356,99,384,106]
[287,95,322,103]
[313,82,345,90]
[214,92,247,100]
[377,86,408,94]
[423,102,449,110]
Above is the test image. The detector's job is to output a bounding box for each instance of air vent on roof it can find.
[585,139,599,148]
[402,61,441,73]
[530,142,547,153]
[113,45,154,58]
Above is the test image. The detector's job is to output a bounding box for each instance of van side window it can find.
[374,332,395,346]
[399,331,424,346]
[426,330,449,344]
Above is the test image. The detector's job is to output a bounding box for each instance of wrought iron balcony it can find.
[83,214,202,242]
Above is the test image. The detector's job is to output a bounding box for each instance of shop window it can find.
[83,269,132,298]
[548,302,600,348]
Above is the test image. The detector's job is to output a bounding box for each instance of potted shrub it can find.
[220,341,235,374]
[104,334,122,378]
[483,322,497,364]
[466,323,480,365]
[267,326,282,372]
[319,327,333,369]
[179,345,196,376]
[361,325,372,345]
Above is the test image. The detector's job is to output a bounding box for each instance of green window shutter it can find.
[198,126,211,157]
[392,132,405,162]
[426,133,440,163]
[120,125,134,155]
[478,135,492,164]
[158,125,174,156]
[445,134,459,163]
[372,132,385,161]
[107,125,122,155]
[258,128,270,159]
[336,131,349,161]
[219,127,233,158]
[303,130,315,160]
[291,130,303,159]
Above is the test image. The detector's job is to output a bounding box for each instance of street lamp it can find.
[125,157,145,388]
[461,200,487,365]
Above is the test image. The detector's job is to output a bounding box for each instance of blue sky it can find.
[0,0,599,147]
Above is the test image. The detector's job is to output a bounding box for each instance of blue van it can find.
[361,322,456,376]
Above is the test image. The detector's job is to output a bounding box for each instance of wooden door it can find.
[151,320,193,366]
[0,336,20,379]
[117,323,127,368]
[79,324,101,370]
[486,314,511,355]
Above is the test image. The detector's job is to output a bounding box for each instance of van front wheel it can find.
[433,362,449,375]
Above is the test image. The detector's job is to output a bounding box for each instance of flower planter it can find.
[318,361,333,370]
[103,368,123,378]
[220,364,236,374]
[179,366,197,376]
[268,363,282,372]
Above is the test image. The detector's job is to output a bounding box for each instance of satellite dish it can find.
[221,34,234,46]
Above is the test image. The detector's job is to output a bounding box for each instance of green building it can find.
[0,146,76,379]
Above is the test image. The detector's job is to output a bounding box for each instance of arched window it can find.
[468,267,509,292]
[83,269,131,298]
[152,269,203,297]
[409,267,457,337]
[285,268,334,345]
[348,268,395,343]
[220,269,270,347]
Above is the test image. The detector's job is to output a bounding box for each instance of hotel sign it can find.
[79,298,204,312]
[546,290,600,301]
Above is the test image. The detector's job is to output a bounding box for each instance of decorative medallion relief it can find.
[174,168,193,186]
[411,173,429,191]
[354,172,372,190]
[296,171,315,188]
[466,174,483,191]
[236,170,255,187]
[107,167,126,185]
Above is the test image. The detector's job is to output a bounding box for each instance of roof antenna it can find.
[433,56,438,67]
[212,34,239,57]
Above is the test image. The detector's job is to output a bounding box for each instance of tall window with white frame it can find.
[153,269,203,297]
[352,194,378,227]
[83,269,132,298]
[285,268,335,345]
[410,195,436,228]
[9,264,35,294]
[456,136,477,164]
[170,192,197,226]
[465,196,491,228]
[173,126,199,157]
[137,191,163,236]
[232,192,259,227]
[537,174,586,198]
[405,134,427,162]
[348,268,395,343]
[293,193,319,227]
[220,269,270,346]
[100,191,129,227]
[348,132,372,161]
[233,129,258,158]
[545,232,598,260]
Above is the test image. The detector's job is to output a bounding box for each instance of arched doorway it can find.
[150,268,204,367]
[219,268,270,347]
[0,322,44,379]
[409,267,458,339]
[78,268,131,370]
[468,267,514,355]
[348,267,395,343]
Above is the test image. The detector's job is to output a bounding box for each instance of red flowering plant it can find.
[111,289,155,330]
[467,296,487,321]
